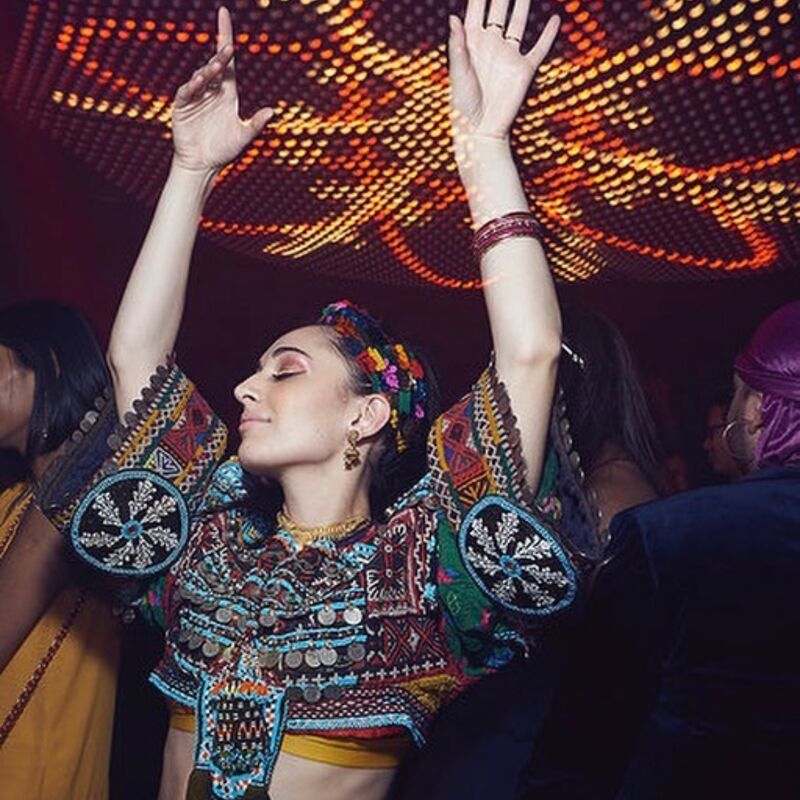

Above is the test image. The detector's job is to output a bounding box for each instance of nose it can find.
[234,374,259,406]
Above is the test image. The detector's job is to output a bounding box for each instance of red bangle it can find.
[473,212,542,260]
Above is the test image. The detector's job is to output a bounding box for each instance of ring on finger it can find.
[486,22,505,31]
[506,35,522,43]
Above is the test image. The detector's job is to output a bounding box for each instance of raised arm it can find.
[107,7,273,413]
[449,0,561,492]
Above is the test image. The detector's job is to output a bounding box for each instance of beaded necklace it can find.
[276,509,369,548]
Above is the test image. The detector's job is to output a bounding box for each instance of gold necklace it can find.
[276,509,369,548]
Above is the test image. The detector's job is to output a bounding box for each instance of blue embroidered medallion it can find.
[458,495,578,616]
[70,468,190,577]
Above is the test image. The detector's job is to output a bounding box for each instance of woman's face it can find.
[234,326,367,477]
[0,344,35,454]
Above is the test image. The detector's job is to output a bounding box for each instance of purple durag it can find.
[734,300,800,468]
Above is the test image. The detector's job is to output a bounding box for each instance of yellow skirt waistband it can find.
[281,731,409,769]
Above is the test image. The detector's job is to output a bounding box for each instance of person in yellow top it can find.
[0,301,121,799]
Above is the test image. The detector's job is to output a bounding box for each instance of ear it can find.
[745,390,764,434]
[350,394,392,440]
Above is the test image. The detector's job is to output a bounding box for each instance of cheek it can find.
[0,371,35,445]
[288,386,350,445]
[239,383,349,459]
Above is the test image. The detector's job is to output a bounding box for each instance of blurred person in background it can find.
[703,388,744,483]
[520,299,800,800]
[0,300,120,799]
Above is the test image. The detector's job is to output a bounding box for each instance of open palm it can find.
[449,0,560,140]
[171,7,274,173]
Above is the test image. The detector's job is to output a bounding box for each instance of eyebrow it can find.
[257,345,312,369]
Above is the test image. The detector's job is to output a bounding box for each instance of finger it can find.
[213,42,235,69]
[506,0,531,42]
[464,0,486,29]
[246,106,276,132]
[174,80,195,106]
[217,6,233,52]
[486,0,510,30]
[525,14,560,68]
[182,59,226,101]
[175,67,205,104]
[448,15,471,74]
[211,42,235,84]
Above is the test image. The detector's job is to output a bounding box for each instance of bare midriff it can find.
[269,751,397,800]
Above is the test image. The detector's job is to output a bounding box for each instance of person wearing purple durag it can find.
[725,299,800,472]
[519,301,800,800]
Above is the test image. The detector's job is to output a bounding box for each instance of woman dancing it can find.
[39,3,597,798]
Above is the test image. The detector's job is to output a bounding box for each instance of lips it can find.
[239,416,269,432]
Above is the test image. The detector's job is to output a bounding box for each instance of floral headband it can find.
[318,300,427,454]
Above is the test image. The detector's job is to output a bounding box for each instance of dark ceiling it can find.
[3,0,800,287]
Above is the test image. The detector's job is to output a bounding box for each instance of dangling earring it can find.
[344,429,361,470]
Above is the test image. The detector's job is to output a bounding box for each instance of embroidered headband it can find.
[318,300,427,454]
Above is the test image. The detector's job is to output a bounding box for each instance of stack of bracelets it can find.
[473,211,542,260]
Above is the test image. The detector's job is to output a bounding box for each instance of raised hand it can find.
[171,7,274,173]
[448,0,559,141]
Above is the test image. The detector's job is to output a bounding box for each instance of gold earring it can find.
[344,429,361,470]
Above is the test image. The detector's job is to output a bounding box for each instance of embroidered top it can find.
[37,361,598,799]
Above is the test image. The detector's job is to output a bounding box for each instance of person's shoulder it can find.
[613,480,740,536]
[614,468,800,543]
[382,473,435,524]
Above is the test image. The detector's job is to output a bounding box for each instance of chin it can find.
[237,441,274,477]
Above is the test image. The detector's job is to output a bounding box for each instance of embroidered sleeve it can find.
[428,364,598,673]
[35,361,228,584]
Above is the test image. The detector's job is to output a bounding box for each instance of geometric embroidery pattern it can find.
[378,616,449,672]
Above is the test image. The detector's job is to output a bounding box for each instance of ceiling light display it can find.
[3,0,799,287]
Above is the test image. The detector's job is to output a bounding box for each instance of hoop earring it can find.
[721,419,751,463]
[344,429,361,471]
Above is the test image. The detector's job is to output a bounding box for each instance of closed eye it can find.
[272,371,300,381]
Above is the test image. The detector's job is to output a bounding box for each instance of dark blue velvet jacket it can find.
[521,466,800,800]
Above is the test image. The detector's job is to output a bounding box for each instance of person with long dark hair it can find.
[558,305,661,529]
[37,4,599,799]
[0,301,120,798]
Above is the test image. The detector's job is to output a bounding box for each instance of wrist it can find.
[167,158,219,202]
[169,157,219,185]
[453,133,512,166]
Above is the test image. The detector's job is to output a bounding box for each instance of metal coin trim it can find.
[343,607,363,626]
[285,651,303,670]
